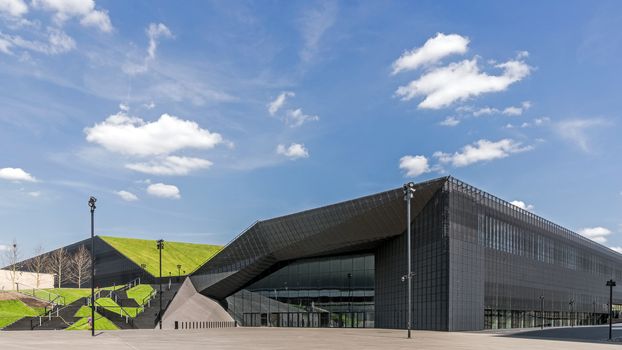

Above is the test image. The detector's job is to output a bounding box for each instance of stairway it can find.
[133,283,181,329]
[3,298,86,331]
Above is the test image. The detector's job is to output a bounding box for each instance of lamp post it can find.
[177,264,181,282]
[569,299,574,327]
[157,239,164,329]
[88,196,97,337]
[593,301,596,325]
[607,279,616,341]
[539,295,544,329]
[403,182,415,338]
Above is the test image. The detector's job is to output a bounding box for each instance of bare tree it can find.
[25,245,46,288]
[68,245,91,288]
[2,239,20,290]
[46,247,69,288]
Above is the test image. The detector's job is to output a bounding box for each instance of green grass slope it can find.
[95,297,141,318]
[0,300,44,329]
[66,311,118,331]
[126,284,155,306]
[100,236,222,277]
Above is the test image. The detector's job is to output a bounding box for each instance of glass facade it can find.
[226,253,375,328]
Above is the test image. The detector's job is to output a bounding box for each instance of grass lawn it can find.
[0,300,44,329]
[95,297,141,318]
[126,284,155,306]
[100,236,222,277]
[66,312,118,331]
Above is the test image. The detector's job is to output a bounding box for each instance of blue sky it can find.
[0,0,621,259]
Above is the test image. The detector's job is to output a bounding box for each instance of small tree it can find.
[69,245,91,288]
[2,239,20,290]
[46,247,69,288]
[26,245,46,288]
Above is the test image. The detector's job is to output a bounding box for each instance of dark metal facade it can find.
[190,176,622,331]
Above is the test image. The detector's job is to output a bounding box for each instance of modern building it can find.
[189,176,622,331]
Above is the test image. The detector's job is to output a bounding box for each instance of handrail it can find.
[140,288,157,307]
[17,283,66,306]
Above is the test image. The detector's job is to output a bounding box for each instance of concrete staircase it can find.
[3,298,86,330]
[133,283,181,329]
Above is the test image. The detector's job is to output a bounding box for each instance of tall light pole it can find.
[539,295,544,329]
[569,299,574,327]
[88,196,97,337]
[403,182,415,338]
[607,279,616,341]
[157,239,164,330]
[177,264,182,282]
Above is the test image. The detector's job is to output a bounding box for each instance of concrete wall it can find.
[161,277,233,329]
[0,269,54,290]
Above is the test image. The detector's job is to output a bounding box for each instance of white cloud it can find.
[126,156,213,176]
[84,112,224,156]
[392,33,469,74]
[0,28,76,55]
[27,191,41,197]
[115,190,138,202]
[299,0,337,63]
[276,143,309,160]
[578,226,611,244]
[32,0,112,32]
[510,200,534,211]
[554,118,606,152]
[285,108,319,128]
[473,107,499,117]
[0,0,28,17]
[147,23,172,60]
[268,91,294,116]
[439,116,460,127]
[396,57,531,109]
[609,246,622,254]
[0,167,36,182]
[433,139,532,167]
[147,183,180,199]
[503,101,531,116]
[399,155,430,177]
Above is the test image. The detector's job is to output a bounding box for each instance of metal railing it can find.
[16,283,66,306]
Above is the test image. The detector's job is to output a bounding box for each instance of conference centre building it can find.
[189,176,622,331]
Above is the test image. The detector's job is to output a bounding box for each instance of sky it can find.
[0,0,621,260]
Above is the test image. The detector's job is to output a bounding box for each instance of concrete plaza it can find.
[1,327,621,350]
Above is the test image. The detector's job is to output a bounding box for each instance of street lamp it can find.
[607,279,616,341]
[539,295,544,329]
[403,182,415,339]
[568,299,574,327]
[177,264,181,282]
[157,239,164,330]
[88,196,97,337]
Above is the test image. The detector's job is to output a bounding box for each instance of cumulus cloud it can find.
[578,226,611,244]
[395,57,531,109]
[554,118,606,152]
[0,0,28,17]
[510,200,534,211]
[399,155,430,177]
[392,33,469,74]
[268,91,295,116]
[433,139,532,167]
[276,143,309,160]
[84,112,223,157]
[609,246,622,254]
[285,108,319,128]
[147,183,180,199]
[0,28,76,55]
[439,116,460,127]
[115,190,138,202]
[0,167,36,182]
[126,156,213,176]
[32,0,112,32]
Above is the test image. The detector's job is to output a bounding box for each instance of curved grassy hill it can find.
[99,236,222,277]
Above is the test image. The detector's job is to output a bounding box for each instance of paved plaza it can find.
[1,327,621,350]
